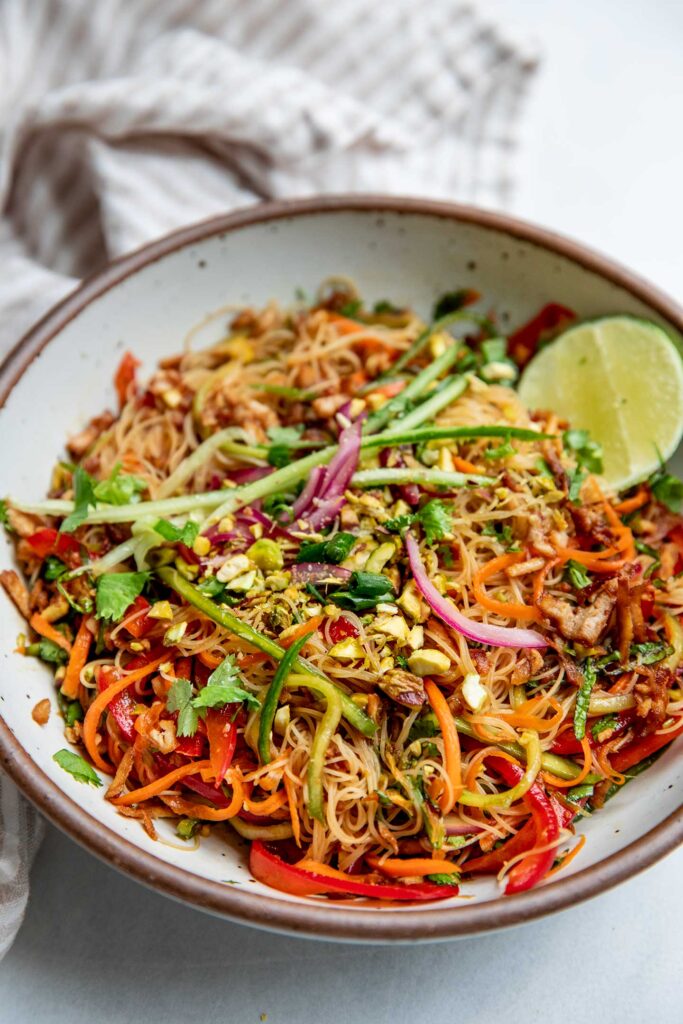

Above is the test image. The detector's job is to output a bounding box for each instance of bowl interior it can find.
[1,203,681,939]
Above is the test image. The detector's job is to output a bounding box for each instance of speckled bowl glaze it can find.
[1,197,681,943]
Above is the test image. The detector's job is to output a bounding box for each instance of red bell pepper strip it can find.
[27,528,81,564]
[508,302,576,368]
[206,707,237,784]
[124,595,153,638]
[552,712,632,755]
[155,753,230,806]
[249,842,459,901]
[97,666,137,742]
[667,524,683,575]
[174,735,206,758]
[114,351,140,409]
[464,820,536,876]
[610,720,683,774]
[487,757,561,895]
[328,616,360,644]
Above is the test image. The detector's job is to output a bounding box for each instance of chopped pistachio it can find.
[217,516,235,533]
[379,655,395,674]
[217,553,251,583]
[391,498,411,518]
[408,624,424,650]
[273,705,290,737]
[374,614,410,643]
[376,602,399,614]
[397,581,427,621]
[249,522,264,540]
[481,361,517,383]
[366,392,388,411]
[349,398,366,419]
[247,538,284,572]
[162,387,183,409]
[164,621,187,645]
[407,648,451,676]
[438,447,455,473]
[192,535,211,557]
[264,571,291,592]
[228,570,258,592]
[148,600,174,620]
[328,638,365,661]
[461,672,487,712]
[129,641,144,652]
[364,541,396,574]
[174,556,199,579]
[429,331,449,358]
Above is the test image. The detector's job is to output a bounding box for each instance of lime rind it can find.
[517,314,683,491]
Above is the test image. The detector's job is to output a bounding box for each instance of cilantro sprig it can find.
[385,498,453,545]
[166,655,260,737]
[53,749,102,787]
[563,429,604,503]
[95,571,149,622]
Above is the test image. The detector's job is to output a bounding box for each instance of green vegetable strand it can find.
[258,633,310,765]
[307,687,342,822]
[157,568,375,738]
[364,341,463,434]
[574,658,598,740]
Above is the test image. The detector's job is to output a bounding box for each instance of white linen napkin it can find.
[0,0,538,956]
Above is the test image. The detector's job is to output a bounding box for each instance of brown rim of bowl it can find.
[1,195,682,943]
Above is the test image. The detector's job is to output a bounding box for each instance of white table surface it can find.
[2,1,682,1021]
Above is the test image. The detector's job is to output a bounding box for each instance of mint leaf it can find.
[95,571,148,622]
[93,463,147,505]
[53,749,102,787]
[385,499,452,545]
[61,466,96,533]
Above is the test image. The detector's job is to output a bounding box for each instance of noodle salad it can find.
[3,281,683,902]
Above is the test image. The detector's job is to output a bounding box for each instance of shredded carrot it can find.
[546,834,586,878]
[197,649,223,669]
[83,656,166,772]
[542,734,593,788]
[595,736,627,786]
[280,615,324,649]
[424,679,462,812]
[60,618,93,699]
[554,547,627,572]
[365,854,457,878]
[284,775,301,847]
[465,747,519,792]
[242,788,289,816]
[29,613,71,654]
[452,456,483,475]
[163,771,245,820]
[473,553,541,622]
[324,312,369,336]
[614,488,648,515]
[499,696,564,733]
[113,759,213,806]
[297,859,367,882]
[533,558,557,604]
[369,379,406,399]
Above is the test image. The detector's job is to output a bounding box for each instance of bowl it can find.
[1,196,681,942]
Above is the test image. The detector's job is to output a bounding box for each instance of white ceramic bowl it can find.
[1,197,681,942]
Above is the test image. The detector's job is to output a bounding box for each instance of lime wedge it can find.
[518,315,683,490]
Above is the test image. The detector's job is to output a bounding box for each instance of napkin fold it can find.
[0,0,537,957]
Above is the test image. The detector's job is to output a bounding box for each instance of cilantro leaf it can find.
[53,749,102,787]
[296,532,356,564]
[385,499,452,545]
[426,872,460,886]
[154,518,200,546]
[567,467,586,503]
[564,559,591,589]
[338,299,362,318]
[262,492,294,521]
[93,463,147,505]
[418,499,453,545]
[202,654,260,710]
[166,677,199,737]
[266,425,305,468]
[43,555,67,581]
[563,429,603,475]
[61,466,96,533]
[649,466,683,513]
[95,571,148,622]
[481,521,520,551]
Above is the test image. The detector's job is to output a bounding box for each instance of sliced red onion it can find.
[292,466,327,518]
[228,466,273,485]
[291,563,352,584]
[182,775,231,807]
[243,506,298,541]
[405,532,548,650]
[380,447,420,506]
[306,496,346,532]
[444,817,485,836]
